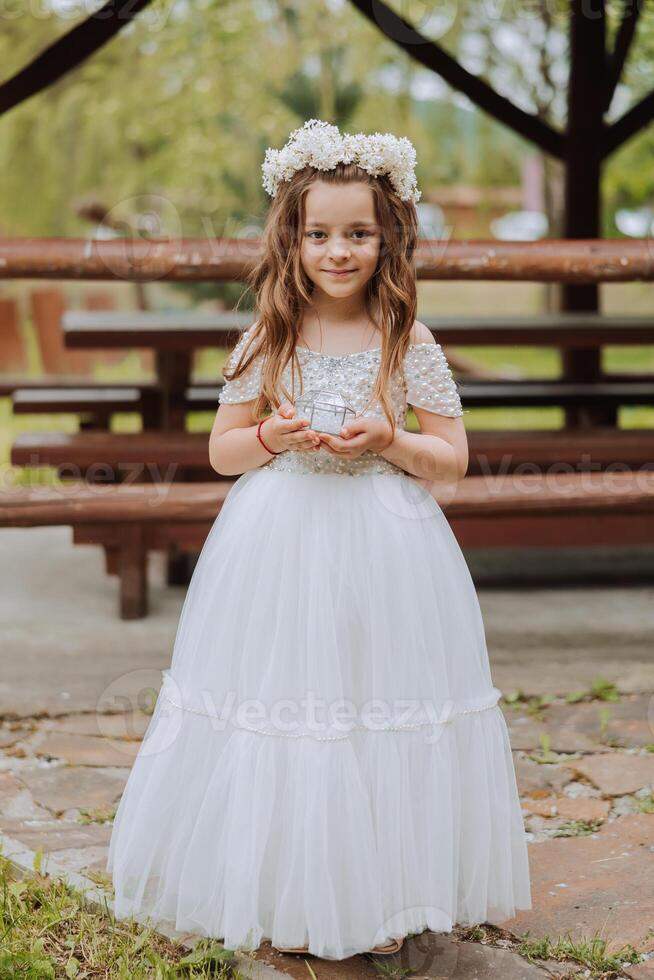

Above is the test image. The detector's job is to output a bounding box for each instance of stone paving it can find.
[1,527,654,978]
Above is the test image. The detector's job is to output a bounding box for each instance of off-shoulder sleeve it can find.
[218,325,264,404]
[404,342,463,417]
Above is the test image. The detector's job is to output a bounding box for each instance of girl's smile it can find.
[299,180,382,317]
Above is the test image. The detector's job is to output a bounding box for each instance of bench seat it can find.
[11,427,654,479]
[1,471,653,619]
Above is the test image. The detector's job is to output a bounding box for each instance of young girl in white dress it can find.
[107,119,532,961]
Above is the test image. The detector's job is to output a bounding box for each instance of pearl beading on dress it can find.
[159,684,502,741]
[218,328,464,476]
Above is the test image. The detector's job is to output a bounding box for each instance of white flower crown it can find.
[261,118,421,204]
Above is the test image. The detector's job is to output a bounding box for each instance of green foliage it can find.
[0,850,238,977]
[518,929,641,975]
[1,0,653,243]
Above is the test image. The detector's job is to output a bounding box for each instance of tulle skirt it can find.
[106,466,532,960]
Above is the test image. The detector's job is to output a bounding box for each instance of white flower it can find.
[261,118,421,204]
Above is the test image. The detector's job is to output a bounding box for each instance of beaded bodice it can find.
[218,326,464,476]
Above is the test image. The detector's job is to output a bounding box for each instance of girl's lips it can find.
[324,269,357,277]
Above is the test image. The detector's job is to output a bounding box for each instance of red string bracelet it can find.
[256,416,281,455]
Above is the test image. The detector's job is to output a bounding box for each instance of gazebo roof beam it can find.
[347,0,564,159]
[604,86,654,157]
[604,0,641,112]
[0,0,154,117]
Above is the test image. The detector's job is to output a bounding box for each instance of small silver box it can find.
[294,388,357,435]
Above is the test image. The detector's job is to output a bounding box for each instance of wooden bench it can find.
[457,380,654,409]
[0,377,149,398]
[0,482,233,619]
[11,378,654,431]
[1,471,653,619]
[60,309,654,349]
[11,428,654,480]
[10,383,221,429]
[11,430,212,470]
[445,469,654,548]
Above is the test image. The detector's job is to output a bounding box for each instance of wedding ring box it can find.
[294,388,357,435]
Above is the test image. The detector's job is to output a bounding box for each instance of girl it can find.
[107,119,532,962]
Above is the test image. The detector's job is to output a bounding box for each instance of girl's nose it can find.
[329,240,351,259]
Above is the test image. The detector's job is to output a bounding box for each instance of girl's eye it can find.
[306,230,372,240]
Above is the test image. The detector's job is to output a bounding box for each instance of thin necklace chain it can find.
[300,314,378,355]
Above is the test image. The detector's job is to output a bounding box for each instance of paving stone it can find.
[16,765,127,814]
[563,753,654,796]
[542,695,654,750]
[513,755,574,796]
[0,726,32,749]
[493,813,654,956]
[524,813,570,837]
[35,732,140,767]
[0,771,53,822]
[505,714,550,751]
[253,942,380,978]
[48,845,111,875]
[505,709,602,754]
[379,931,553,979]
[253,932,555,979]
[0,771,25,804]
[521,795,611,822]
[561,780,604,799]
[0,817,113,852]
[39,711,150,740]
[536,959,587,977]
[624,956,654,978]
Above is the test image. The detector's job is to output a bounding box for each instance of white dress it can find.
[106,327,532,960]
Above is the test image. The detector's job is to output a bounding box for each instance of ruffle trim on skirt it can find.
[107,675,532,959]
[158,668,504,742]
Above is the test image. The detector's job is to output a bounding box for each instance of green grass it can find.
[517,930,642,976]
[0,850,244,979]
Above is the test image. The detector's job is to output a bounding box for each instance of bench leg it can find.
[166,547,195,586]
[79,411,112,431]
[118,527,148,619]
[104,546,119,576]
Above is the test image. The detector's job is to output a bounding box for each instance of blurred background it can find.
[1,0,653,475]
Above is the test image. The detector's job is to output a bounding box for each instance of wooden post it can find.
[30,287,92,375]
[83,290,123,366]
[0,296,27,371]
[118,525,148,620]
[562,0,615,428]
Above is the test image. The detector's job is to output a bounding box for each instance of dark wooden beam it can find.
[0,0,155,116]
[562,0,607,427]
[604,86,654,157]
[3,238,654,283]
[604,0,641,111]
[347,0,564,158]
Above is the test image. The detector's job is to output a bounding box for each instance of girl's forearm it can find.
[378,429,463,483]
[209,423,276,476]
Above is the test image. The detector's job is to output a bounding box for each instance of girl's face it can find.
[299,180,382,301]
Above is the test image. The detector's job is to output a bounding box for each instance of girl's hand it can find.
[319,416,393,458]
[259,402,322,454]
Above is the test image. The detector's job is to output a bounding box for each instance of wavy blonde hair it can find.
[224,161,419,433]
